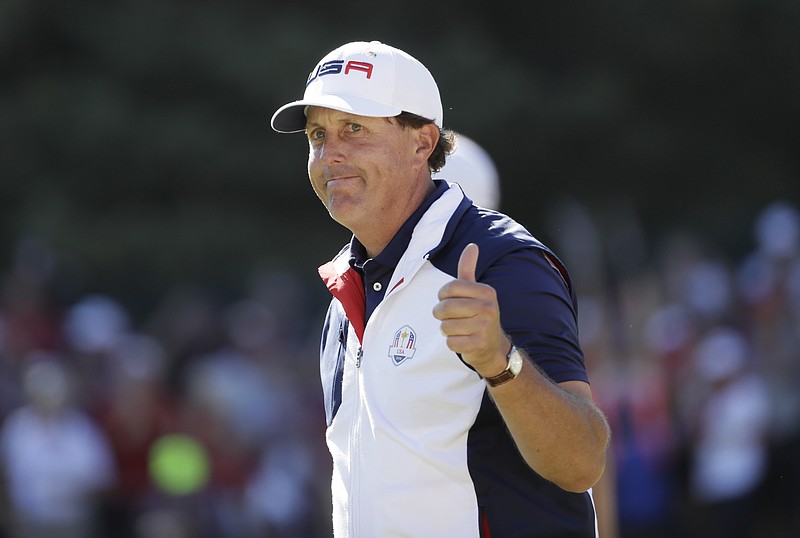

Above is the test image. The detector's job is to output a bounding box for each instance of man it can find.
[271,41,610,537]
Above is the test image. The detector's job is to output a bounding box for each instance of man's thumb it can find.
[457,243,479,282]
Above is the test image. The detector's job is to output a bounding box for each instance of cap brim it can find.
[270,94,402,133]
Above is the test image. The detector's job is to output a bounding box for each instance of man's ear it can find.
[415,123,440,162]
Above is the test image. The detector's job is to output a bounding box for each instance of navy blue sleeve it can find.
[482,247,588,384]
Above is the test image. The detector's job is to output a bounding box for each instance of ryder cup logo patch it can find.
[388,325,417,366]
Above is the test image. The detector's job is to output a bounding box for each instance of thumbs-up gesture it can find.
[433,243,512,375]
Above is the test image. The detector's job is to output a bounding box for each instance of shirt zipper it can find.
[350,343,364,535]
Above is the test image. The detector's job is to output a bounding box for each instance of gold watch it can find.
[485,346,523,387]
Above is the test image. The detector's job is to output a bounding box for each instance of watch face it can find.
[508,347,523,375]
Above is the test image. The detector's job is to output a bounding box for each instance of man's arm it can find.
[486,352,610,492]
[433,243,611,493]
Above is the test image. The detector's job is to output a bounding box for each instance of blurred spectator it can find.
[736,201,800,537]
[141,286,228,396]
[0,355,115,538]
[62,295,131,357]
[179,348,271,538]
[243,431,324,537]
[593,353,679,538]
[62,294,132,402]
[684,327,772,538]
[92,334,178,538]
[0,238,62,364]
[753,202,800,261]
[433,132,501,210]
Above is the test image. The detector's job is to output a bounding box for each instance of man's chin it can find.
[327,204,358,230]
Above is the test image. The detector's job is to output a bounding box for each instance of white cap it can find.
[434,133,501,210]
[271,41,443,133]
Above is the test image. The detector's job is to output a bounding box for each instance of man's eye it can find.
[348,123,362,132]
[309,129,325,140]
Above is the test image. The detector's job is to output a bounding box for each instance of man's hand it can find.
[432,243,511,376]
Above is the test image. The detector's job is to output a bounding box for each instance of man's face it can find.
[305,107,431,238]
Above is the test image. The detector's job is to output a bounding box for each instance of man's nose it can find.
[318,136,346,165]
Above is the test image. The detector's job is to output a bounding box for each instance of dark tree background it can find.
[2,0,798,317]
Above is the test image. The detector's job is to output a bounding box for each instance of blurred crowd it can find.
[0,199,798,538]
[0,248,332,537]
[557,199,800,538]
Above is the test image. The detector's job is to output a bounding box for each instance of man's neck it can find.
[356,179,437,258]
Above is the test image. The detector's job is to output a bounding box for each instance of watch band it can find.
[485,367,516,387]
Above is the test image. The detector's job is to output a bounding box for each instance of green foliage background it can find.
[3,0,798,317]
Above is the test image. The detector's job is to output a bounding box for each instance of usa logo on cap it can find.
[306,59,375,86]
[388,325,417,366]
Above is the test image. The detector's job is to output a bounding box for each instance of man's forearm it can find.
[488,354,611,493]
